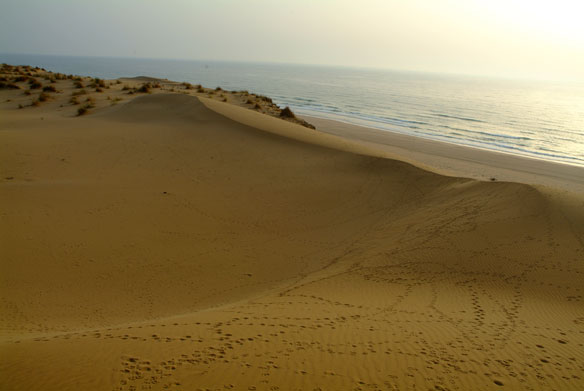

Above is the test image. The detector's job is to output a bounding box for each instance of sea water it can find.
[2,54,583,167]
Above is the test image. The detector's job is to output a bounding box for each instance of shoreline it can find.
[296,108,584,168]
[300,114,584,195]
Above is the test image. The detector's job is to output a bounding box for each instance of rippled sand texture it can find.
[1,76,583,391]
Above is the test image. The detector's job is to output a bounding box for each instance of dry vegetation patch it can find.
[1,63,316,128]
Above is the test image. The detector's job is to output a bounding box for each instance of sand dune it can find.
[1,79,583,390]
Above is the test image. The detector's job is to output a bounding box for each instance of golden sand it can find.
[1,67,583,390]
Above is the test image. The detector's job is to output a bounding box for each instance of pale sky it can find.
[1,0,583,81]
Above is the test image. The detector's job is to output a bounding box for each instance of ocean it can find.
[2,53,583,167]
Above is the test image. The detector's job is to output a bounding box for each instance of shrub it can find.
[257,94,273,104]
[18,104,24,109]
[254,103,261,110]
[95,87,103,93]
[94,78,106,88]
[72,89,87,96]
[121,85,130,91]
[246,99,253,105]
[280,106,296,119]
[43,85,56,92]
[197,87,205,93]
[29,81,42,89]
[0,82,20,89]
[136,83,151,93]
[222,97,227,102]
[13,76,28,82]
[182,82,193,90]
[74,80,84,88]
[70,97,80,105]
[88,78,106,89]
[24,90,31,95]
[38,92,49,102]
[77,102,94,116]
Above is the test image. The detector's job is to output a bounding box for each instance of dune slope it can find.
[1,94,583,391]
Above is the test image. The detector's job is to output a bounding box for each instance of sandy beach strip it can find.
[303,116,584,194]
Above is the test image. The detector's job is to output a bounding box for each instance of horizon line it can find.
[1,51,582,85]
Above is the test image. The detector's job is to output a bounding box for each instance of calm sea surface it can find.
[3,54,583,167]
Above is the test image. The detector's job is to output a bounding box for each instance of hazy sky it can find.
[1,0,583,81]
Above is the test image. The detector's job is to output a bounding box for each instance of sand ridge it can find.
[1,67,583,390]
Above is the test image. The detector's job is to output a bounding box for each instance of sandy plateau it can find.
[1,65,583,390]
